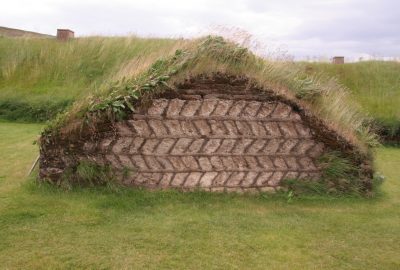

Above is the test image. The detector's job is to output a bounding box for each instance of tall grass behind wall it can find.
[0,36,180,121]
[299,61,400,136]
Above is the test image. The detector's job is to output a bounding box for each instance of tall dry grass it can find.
[297,61,400,136]
[0,36,180,121]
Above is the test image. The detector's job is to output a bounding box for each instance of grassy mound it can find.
[0,36,182,121]
[298,61,400,139]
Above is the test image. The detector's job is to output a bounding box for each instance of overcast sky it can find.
[1,0,399,60]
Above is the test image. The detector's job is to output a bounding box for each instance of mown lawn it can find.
[0,122,399,269]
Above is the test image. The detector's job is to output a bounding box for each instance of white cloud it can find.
[0,0,399,59]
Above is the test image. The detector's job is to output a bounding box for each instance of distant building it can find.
[332,56,345,64]
[57,29,74,41]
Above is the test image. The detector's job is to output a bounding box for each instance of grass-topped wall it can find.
[39,37,378,195]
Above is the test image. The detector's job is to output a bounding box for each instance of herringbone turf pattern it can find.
[87,97,325,192]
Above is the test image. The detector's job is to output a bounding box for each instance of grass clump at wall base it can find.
[318,151,367,194]
[57,161,120,190]
[0,36,182,122]
[298,61,400,138]
[282,151,373,196]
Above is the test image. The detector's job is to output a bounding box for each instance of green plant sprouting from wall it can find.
[318,151,360,191]
[57,161,120,190]
[282,151,375,196]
